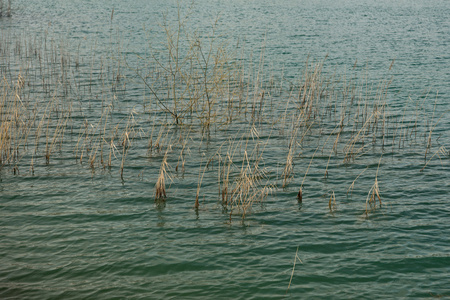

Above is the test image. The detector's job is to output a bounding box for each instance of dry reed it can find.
[155,150,170,200]
[286,246,303,293]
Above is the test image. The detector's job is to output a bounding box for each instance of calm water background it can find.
[1,0,449,298]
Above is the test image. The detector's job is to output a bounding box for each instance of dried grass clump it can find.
[365,178,381,215]
[329,191,337,212]
[0,75,35,171]
[364,156,383,216]
[218,135,274,220]
[155,151,170,200]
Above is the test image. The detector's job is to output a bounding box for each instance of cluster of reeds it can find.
[1,3,447,220]
[0,25,134,176]
[126,4,242,129]
[213,134,274,220]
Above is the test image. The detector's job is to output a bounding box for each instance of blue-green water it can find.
[1,0,449,299]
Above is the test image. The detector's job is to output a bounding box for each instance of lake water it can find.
[1,0,449,298]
